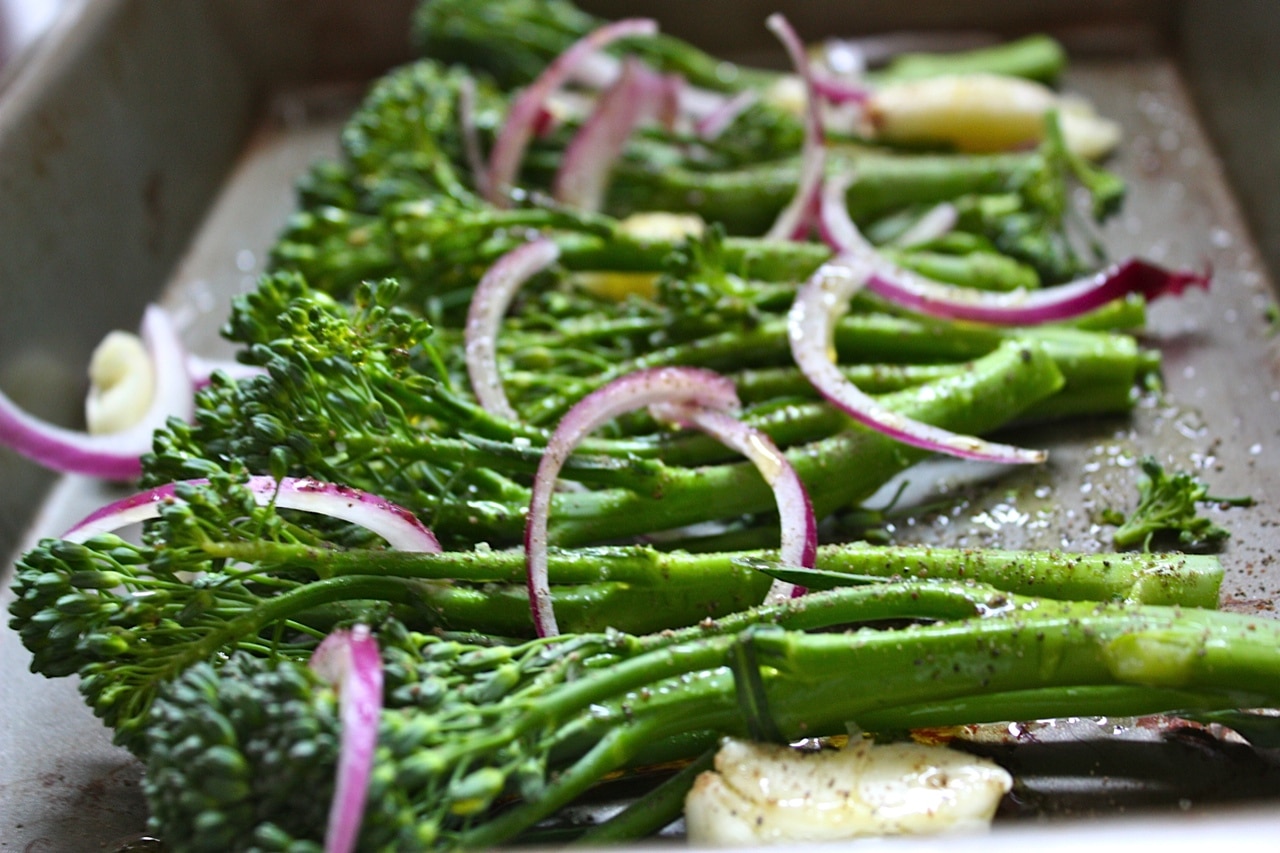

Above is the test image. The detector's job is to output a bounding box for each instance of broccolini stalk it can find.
[725,353,1141,425]
[410,0,1065,90]
[11,458,1223,754]
[143,268,1069,549]
[412,0,773,92]
[280,51,1113,283]
[518,312,1143,427]
[869,34,1067,85]
[143,585,1280,850]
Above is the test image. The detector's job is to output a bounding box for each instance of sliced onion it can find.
[531,103,564,138]
[810,71,872,106]
[525,367,740,637]
[63,475,442,552]
[310,624,383,853]
[649,401,815,603]
[0,304,193,480]
[889,201,959,249]
[695,89,759,141]
[819,173,1210,325]
[457,75,490,199]
[485,18,657,208]
[674,82,728,124]
[566,46,728,128]
[788,252,1046,464]
[465,238,561,420]
[553,58,654,212]
[763,14,826,242]
[566,48,623,90]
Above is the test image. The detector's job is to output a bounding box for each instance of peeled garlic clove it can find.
[685,737,1012,846]
[85,330,155,435]
[618,211,707,242]
[867,72,1120,159]
[1059,94,1123,160]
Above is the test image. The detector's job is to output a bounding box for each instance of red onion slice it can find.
[695,89,759,141]
[788,253,1047,465]
[649,401,815,603]
[465,238,562,420]
[553,58,654,212]
[811,71,872,106]
[889,201,959,248]
[525,367,740,637]
[310,624,383,853]
[63,475,442,552]
[485,18,658,208]
[566,49,622,90]
[0,305,193,480]
[763,14,826,242]
[819,173,1210,325]
[567,47,726,126]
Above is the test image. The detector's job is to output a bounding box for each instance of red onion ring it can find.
[0,305,193,480]
[787,252,1047,464]
[63,475,442,552]
[649,401,815,602]
[465,237,562,420]
[819,173,1210,325]
[889,201,959,248]
[763,14,826,242]
[811,71,872,106]
[554,58,655,212]
[566,47,729,128]
[485,18,658,208]
[310,624,383,853]
[525,367,741,637]
[565,49,622,90]
[695,89,759,141]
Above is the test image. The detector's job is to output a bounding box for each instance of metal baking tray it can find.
[2,1,1279,849]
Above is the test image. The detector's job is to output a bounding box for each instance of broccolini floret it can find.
[1103,456,1253,551]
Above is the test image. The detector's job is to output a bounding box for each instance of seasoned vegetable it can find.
[1103,456,1254,551]
[2,0,1261,848]
[141,586,1280,850]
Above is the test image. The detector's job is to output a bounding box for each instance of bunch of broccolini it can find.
[6,0,1264,848]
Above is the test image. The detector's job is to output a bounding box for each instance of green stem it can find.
[872,34,1067,85]
[568,588,1280,758]
[500,586,1280,844]
[573,748,717,844]
[524,314,1139,426]
[607,150,1037,235]
[886,247,1039,292]
[207,535,1220,637]
[546,339,1062,545]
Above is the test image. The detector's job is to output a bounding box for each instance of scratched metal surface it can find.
[2,2,1280,850]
